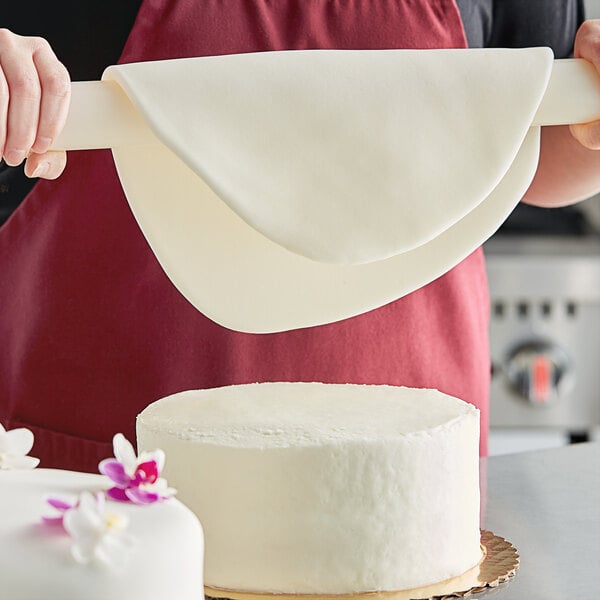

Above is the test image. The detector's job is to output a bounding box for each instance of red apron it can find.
[0,0,488,471]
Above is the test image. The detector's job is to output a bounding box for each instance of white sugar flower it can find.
[0,422,40,470]
[63,491,133,566]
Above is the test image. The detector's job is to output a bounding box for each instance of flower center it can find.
[105,512,127,531]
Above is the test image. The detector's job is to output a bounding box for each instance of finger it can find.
[0,66,7,157]
[31,41,70,154]
[23,150,67,180]
[574,21,600,84]
[1,51,40,166]
[570,21,600,148]
[569,122,600,150]
[573,20,600,64]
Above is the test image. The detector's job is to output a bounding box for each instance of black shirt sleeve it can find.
[457,0,585,56]
[488,0,585,58]
[455,0,493,49]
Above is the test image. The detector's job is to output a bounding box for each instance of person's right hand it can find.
[0,28,70,180]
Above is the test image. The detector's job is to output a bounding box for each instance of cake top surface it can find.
[137,382,478,448]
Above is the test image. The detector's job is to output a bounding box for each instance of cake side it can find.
[0,468,204,600]
[137,382,481,593]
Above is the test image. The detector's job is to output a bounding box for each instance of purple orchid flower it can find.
[98,433,176,505]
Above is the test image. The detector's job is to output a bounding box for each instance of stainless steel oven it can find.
[484,202,600,452]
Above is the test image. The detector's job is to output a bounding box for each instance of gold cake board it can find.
[205,530,518,600]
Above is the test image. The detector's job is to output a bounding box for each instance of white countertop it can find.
[479,442,600,599]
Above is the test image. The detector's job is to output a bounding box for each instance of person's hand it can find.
[0,28,70,179]
[570,20,600,150]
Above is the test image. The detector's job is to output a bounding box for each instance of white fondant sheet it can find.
[52,49,600,332]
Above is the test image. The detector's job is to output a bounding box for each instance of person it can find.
[0,0,598,471]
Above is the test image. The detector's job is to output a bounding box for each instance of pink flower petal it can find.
[125,487,160,505]
[136,460,159,484]
[41,514,66,525]
[98,459,131,487]
[46,497,74,511]
[106,487,130,502]
[42,496,76,526]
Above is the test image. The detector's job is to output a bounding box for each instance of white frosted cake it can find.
[137,382,482,594]
[0,464,204,599]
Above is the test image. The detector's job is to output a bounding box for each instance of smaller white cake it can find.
[0,469,204,600]
[137,382,482,594]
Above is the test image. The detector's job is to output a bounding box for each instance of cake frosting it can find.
[137,382,482,593]
[0,466,204,599]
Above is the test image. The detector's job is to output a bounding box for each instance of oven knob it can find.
[505,341,571,405]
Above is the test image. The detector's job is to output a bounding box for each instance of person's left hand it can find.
[569,19,600,149]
